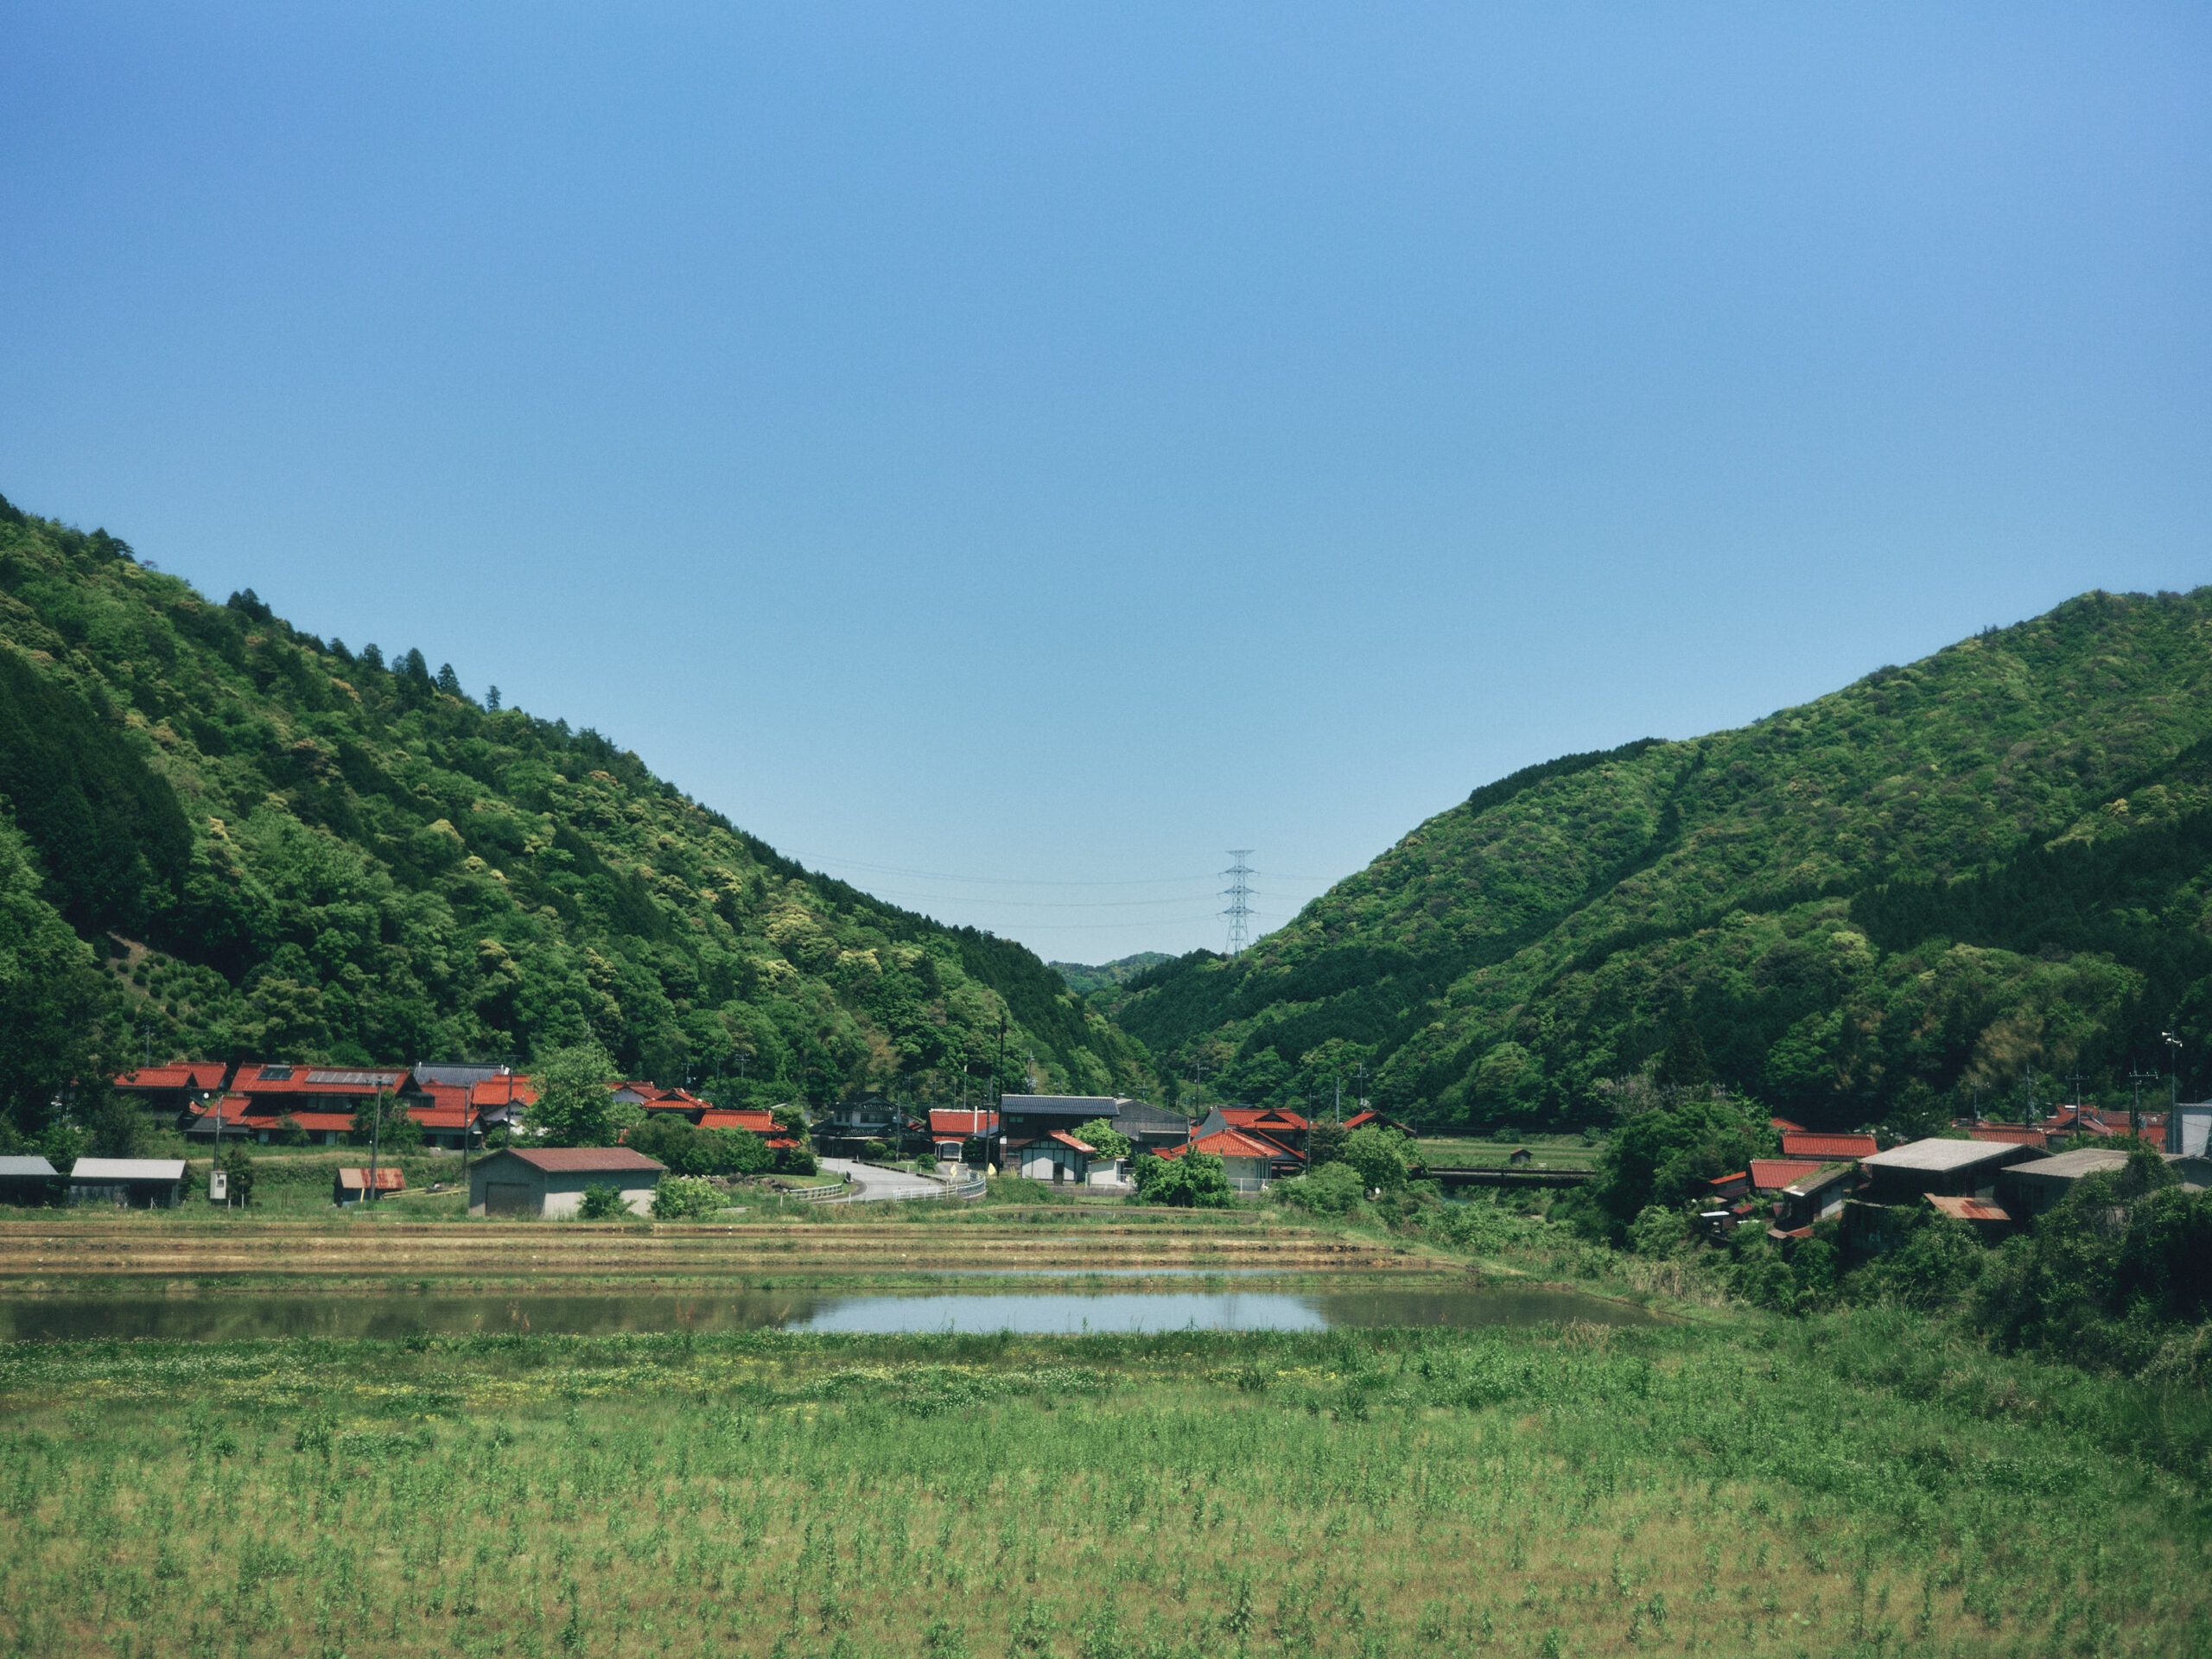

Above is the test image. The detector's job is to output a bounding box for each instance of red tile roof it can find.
[698,1109,779,1133]
[1222,1107,1309,1131]
[1162,1128,1279,1161]
[1780,1132,1878,1160]
[406,1105,479,1130]
[470,1075,534,1108]
[234,1064,410,1096]
[499,1147,665,1173]
[1968,1127,2050,1148]
[337,1166,405,1192]
[929,1109,1000,1136]
[1769,1116,1806,1134]
[1047,1129,1097,1154]
[1750,1159,1824,1192]
[115,1062,228,1091]
[1341,1110,1409,1133]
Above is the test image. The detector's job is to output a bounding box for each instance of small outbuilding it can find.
[468,1147,665,1217]
[0,1154,58,1206]
[68,1158,187,1209]
[335,1166,406,1206]
[1925,1192,2014,1241]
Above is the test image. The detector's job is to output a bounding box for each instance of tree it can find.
[1306,1121,1349,1167]
[218,1142,256,1207]
[1131,1149,1232,1208]
[1656,1020,1713,1089]
[352,1090,422,1152]
[80,1088,149,1160]
[528,1043,620,1147]
[1073,1118,1131,1159]
[1342,1126,1412,1192]
[0,810,115,1140]
[1583,1091,1776,1240]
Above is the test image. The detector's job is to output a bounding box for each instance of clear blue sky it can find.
[4,4,2207,963]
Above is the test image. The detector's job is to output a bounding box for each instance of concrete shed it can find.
[468,1147,664,1217]
[0,1155,58,1205]
[1859,1138,2036,1202]
[68,1158,187,1209]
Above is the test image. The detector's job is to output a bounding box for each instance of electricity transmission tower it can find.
[1220,851,1255,956]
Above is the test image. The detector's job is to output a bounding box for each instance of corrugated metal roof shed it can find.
[0,1155,58,1178]
[1927,1194,2012,1223]
[1863,1138,2019,1173]
[70,1159,188,1181]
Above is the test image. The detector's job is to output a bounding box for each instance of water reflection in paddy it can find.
[0,1283,1655,1342]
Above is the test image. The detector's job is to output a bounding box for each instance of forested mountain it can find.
[1052,953,1174,998]
[1107,590,2212,1134]
[0,494,1149,1128]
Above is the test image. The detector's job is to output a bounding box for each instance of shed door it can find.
[485,1181,535,1216]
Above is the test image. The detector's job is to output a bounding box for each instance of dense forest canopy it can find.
[1106,590,2212,1134]
[0,493,1149,1129]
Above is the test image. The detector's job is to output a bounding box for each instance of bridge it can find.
[1419,1166,1593,1191]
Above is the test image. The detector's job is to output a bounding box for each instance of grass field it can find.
[1,1311,2207,1657]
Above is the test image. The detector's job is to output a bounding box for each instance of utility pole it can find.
[368,1090,384,1208]
[1220,852,1255,957]
[995,1014,1008,1115]
[2129,1063,2155,1141]
[2163,1027,2184,1153]
[2021,1064,2036,1128]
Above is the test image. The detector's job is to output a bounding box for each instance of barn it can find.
[467,1147,665,1218]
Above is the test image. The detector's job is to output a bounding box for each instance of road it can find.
[817,1158,957,1204]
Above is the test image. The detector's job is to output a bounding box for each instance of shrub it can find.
[650,1176,724,1221]
[1130,1150,1232,1208]
[273,1114,309,1147]
[914,1153,937,1174]
[1274,1160,1363,1217]
[218,1142,256,1207]
[1626,1204,1691,1258]
[575,1183,629,1220]
[864,1139,891,1160]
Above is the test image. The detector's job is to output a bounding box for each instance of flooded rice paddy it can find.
[0,1281,1656,1341]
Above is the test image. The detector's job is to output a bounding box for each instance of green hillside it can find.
[1109,590,2212,1132]
[1051,952,1174,999]
[0,494,1149,1128]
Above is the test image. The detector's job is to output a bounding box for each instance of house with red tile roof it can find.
[1769,1116,1806,1135]
[1340,1109,1414,1137]
[1749,1159,1824,1194]
[186,1093,357,1146]
[1196,1108,1307,1178]
[231,1063,416,1115]
[112,1063,230,1117]
[928,1109,998,1162]
[1157,1128,1279,1192]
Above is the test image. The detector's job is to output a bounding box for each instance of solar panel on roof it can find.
[307,1070,398,1086]
[258,1065,294,1081]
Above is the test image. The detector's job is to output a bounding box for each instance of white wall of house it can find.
[1014,1144,1088,1183]
[537,1178,658,1219]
